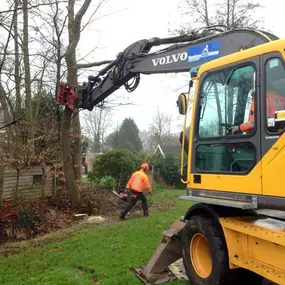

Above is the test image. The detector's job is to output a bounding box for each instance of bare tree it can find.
[61,0,109,207]
[82,107,112,153]
[144,108,178,151]
[174,0,263,35]
[0,0,115,208]
[22,0,34,148]
[150,108,172,143]
[216,0,263,29]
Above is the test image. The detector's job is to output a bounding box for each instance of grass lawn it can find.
[0,189,191,285]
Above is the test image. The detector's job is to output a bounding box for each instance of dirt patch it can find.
[0,186,167,256]
[0,187,125,246]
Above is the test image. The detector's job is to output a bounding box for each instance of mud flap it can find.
[133,219,188,284]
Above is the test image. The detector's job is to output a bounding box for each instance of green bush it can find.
[87,171,97,183]
[92,149,140,189]
[15,208,42,229]
[91,149,185,190]
[161,155,181,187]
[151,154,185,189]
[98,176,116,189]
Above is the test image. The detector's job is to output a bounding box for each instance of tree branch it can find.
[65,0,92,57]
[0,10,15,73]
[0,1,67,15]
[76,60,112,69]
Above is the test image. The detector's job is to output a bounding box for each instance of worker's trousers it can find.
[120,190,148,218]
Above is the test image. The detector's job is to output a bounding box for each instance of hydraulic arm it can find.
[75,26,278,110]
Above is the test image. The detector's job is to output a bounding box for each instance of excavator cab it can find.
[178,65,256,180]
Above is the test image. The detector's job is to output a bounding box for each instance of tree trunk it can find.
[62,106,81,207]
[22,0,34,149]
[15,169,20,202]
[0,165,4,209]
[0,135,4,209]
[72,109,82,181]
[14,0,21,117]
[62,50,81,206]
[63,44,81,207]
[60,0,92,207]
[0,84,12,146]
[40,167,47,217]
[204,0,210,26]
[14,0,21,154]
[227,0,230,28]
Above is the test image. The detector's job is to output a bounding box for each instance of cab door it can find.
[261,52,285,198]
[189,56,263,195]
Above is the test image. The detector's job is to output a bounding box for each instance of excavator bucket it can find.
[133,219,189,284]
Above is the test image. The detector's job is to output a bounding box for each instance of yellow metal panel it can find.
[262,132,285,196]
[232,256,285,285]
[248,236,285,271]
[187,163,262,194]
[221,217,285,246]
[220,217,285,284]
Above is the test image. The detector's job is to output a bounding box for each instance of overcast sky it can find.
[77,0,285,135]
[3,0,285,136]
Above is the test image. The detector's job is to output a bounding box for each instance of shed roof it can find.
[154,144,181,158]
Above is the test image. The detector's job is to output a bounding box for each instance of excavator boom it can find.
[75,27,278,110]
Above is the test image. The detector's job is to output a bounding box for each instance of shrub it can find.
[98,176,116,189]
[87,171,98,183]
[161,155,180,186]
[92,149,140,189]
[15,208,42,229]
[152,154,185,189]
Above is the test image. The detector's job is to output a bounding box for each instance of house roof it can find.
[154,144,181,158]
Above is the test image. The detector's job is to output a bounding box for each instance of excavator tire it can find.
[181,215,229,285]
[181,215,263,285]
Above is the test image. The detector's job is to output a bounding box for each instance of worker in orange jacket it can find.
[231,90,285,134]
[119,163,152,220]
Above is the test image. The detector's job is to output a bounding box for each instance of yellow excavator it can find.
[59,26,285,285]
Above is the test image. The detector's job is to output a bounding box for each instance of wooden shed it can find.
[1,166,55,202]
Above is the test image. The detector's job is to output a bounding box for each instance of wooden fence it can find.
[1,166,54,202]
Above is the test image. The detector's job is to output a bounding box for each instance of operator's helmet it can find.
[141,163,150,171]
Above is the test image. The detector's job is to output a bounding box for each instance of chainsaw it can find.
[119,190,128,200]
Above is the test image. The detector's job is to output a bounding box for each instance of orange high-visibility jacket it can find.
[126,170,151,193]
[239,91,285,132]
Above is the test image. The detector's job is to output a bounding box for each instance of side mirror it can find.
[177,93,187,115]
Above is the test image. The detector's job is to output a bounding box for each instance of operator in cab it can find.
[231,84,285,134]
[119,163,152,220]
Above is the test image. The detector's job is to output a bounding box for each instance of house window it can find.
[33,174,42,185]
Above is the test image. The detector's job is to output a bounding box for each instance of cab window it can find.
[196,64,256,173]
[265,58,285,133]
[198,65,256,138]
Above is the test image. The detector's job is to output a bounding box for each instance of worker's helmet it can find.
[141,163,150,171]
